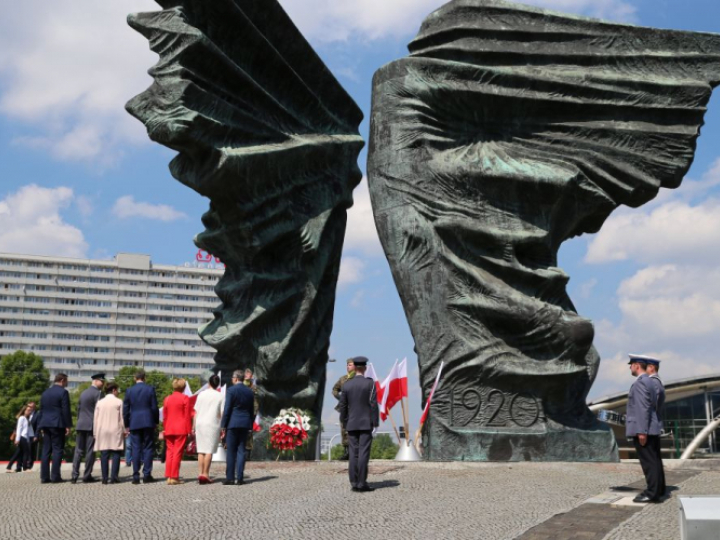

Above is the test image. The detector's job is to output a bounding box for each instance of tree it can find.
[0,351,50,459]
[329,434,399,461]
[370,434,399,459]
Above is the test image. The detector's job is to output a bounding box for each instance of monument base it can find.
[424,420,618,462]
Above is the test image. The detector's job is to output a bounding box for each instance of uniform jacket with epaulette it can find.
[626,373,663,437]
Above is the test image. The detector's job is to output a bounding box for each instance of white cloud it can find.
[585,199,720,265]
[585,158,720,397]
[345,178,383,256]
[112,196,186,222]
[586,159,720,265]
[0,185,88,258]
[0,0,157,164]
[577,278,598,299]
[338,256,366,287]
[75,196,94,219]
[278,0,636,42]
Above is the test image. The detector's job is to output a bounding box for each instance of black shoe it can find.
[102,479,108,485]
[83,477,97,483]
[70,478,77,484]
[109,479,118,484]
[237,479,244,485]
[358,485,375,492]
[222,479,235,485]
[131,478,140,485]
[51,479,66,484]
[632,494,658,503]
[351,487,361,492]
[41,480,51,484]
[143,476,156,484]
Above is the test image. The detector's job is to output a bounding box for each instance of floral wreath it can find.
[268,408,312,454]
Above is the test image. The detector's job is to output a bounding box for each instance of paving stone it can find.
[0,461,713,540]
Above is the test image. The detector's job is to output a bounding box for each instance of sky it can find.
[0,0,719,435]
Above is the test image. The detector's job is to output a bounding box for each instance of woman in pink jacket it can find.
[93,382,125,484]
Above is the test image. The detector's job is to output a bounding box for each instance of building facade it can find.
[0,252,223,388]
[590,374,720,458]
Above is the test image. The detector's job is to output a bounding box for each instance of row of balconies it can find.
[0,289,219,308]
[1,276,219,297]
[0,262,222,282]
[0,341,215,360]
[0,336,213,353]
[0,313,210,331]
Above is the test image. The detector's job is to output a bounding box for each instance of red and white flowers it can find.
[268,408,311,453]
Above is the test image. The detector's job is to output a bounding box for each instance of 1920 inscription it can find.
[449,388,542,428]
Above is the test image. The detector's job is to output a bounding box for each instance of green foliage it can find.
[0,351,50,459]
[329,434,399,460]
[370,434,399,459]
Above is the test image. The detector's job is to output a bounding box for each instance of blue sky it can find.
[1,0,719,433]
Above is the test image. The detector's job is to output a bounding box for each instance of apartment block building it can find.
[0,252,223,388]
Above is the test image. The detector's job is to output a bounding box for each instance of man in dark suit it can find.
[37,373,72,483]
[339,356,379,492]
[122,370,159,484]
[220,370,255,485]
[626,354,665,503]
[71,373,105,484]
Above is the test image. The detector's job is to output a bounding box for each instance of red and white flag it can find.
[419,361,444,426]
[253,413,262,432]
[366,362,384,404]
[380,359,408,421]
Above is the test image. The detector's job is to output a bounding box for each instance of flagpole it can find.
[386,411,402,445]
[400,396,410,447]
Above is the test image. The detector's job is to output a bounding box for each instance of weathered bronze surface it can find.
[368,0,720,461]
[126,0,364,458]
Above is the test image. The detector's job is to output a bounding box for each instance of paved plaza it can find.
[1,460,718,540]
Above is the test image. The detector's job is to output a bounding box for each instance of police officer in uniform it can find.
[72,373,105,483]
[645,356,666,497]
[332,359,355,460]
[626,354,665,503]
[338,357,378,492]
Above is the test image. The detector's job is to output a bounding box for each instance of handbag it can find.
[9,431,15,442]
[185,435,197,456]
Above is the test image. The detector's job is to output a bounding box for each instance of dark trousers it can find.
[6,438,30,471]
[130,428,155,480]
[40,428,66,482]
[225,428,248,482]
[347,430,373,488]
[26,439,37,469]
[72,430,96,480]
[634,435,666,500]
[100,450,121,482]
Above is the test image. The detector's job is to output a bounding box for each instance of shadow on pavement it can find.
[370,479,400,490]
[244,475,278,485]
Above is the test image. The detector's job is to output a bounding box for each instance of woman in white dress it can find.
[193,374,224,484]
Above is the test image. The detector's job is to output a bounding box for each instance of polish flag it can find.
[419,361,444,426]
[380,359,408,421]
[253,413,262,432]
[366,363,384,404]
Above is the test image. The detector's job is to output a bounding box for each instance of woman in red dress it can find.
[162,379,192,485]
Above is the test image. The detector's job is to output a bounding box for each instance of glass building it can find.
[590,375,720,458]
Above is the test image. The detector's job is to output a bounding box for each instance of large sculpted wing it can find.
[368,0,719,461]
[126,0,364,457]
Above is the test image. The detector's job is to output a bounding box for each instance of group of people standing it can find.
[12,368,258,486]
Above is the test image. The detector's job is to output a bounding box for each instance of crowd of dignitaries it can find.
[26,369,256,485]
